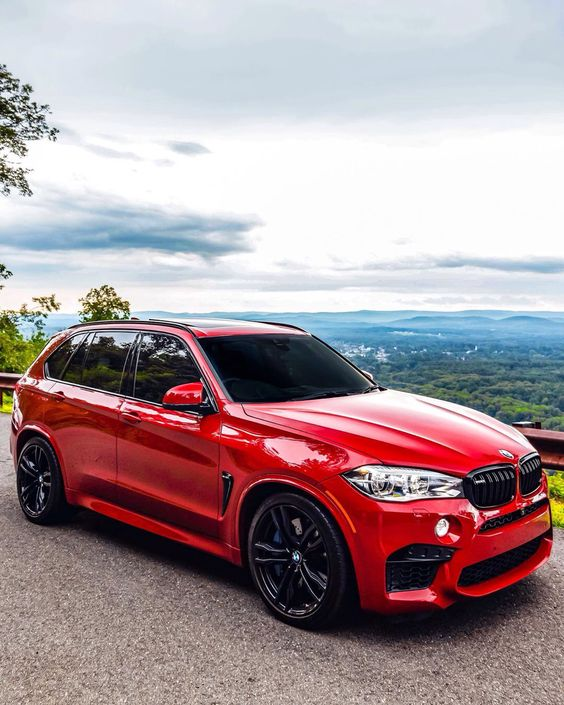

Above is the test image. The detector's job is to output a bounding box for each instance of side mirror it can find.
[162,382,215,415]
[362,370,374,382]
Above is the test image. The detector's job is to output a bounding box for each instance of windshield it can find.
[199,334,374,403]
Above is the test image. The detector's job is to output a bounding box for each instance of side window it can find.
[82,331,137,393]
[62,333,91,384]
[134,333,200,404]
[45,333,86,380]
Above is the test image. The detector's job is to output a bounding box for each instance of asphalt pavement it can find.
[0,413,562,705]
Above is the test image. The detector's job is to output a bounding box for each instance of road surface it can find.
[0,413,562,705]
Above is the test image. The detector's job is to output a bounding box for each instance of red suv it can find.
[10,318,552,628]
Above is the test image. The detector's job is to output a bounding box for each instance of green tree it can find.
[78,285,131,322]
[1,62,58,197]
[0,67,60,376]
[0,267,60,372]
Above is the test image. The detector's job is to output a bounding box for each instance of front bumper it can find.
[322,474,553,615]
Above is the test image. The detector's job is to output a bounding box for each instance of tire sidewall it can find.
[247,491,350,629]
[17,437,65,524]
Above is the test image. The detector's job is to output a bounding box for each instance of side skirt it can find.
[66,489,241,564]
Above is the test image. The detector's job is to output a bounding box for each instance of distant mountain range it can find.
[38,309,564,338]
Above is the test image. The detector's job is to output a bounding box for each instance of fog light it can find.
[435,518,450,538]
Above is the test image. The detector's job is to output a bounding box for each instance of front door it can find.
[116,332,221,537]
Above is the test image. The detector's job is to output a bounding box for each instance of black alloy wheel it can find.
[248,492,353,629]
[17,437,72,524]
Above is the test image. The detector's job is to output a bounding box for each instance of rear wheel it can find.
[16,437,72,524]
[248,492,352,629]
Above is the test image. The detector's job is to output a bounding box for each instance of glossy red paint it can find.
[162,381,205,407]
[10,319,553,615]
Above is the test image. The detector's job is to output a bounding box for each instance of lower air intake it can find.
[386,544,454,592]
[458,535,543,587]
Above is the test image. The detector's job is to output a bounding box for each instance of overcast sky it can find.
[1,0,564,312]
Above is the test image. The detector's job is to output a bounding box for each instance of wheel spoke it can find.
[33,485,42,512]
[302,562,327,592]
[254,556,290,565]
[275,563,296,607]
[20,456,37,477]
[21,481,38,501]
[299,522,318,550]
[299,565,322,601]
[270,507,295,548]
[254,541,288,555]
[303,536,323,555]
[253,541,290,565]
[38,448,49,474]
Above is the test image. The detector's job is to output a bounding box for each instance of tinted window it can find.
[45,333,86,380]
[63,333,91,384]
[200,334,372,402]
[134,333,200,404]
[82,331,137,393]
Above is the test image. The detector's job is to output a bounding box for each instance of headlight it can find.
[342,465,464,502]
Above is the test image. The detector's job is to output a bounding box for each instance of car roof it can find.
[66,317,308,338]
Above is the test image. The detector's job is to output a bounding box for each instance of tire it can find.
[16,437,72,525]
[247,491,353,629]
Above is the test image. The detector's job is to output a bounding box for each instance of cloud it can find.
[55,126,145,161]
[0,190,261,257]
[81,144,143,161]
[434,255,564,274]
[326,254,564,275]
[7,1,564,126]
[168,141,210,156]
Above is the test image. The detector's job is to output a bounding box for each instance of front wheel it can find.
[247,492,353,629]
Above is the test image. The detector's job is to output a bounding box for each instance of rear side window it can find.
[45,333,87,380]
[82,331,137,393]
[133,333,200,404]
[63,334,91,384]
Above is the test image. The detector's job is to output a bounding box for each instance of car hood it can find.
[242,389,534,477]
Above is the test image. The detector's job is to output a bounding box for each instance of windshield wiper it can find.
[295,388,370,401]
[362,385,380,393]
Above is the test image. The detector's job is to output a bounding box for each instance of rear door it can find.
[44,329,137,501]
[116,331,221,536]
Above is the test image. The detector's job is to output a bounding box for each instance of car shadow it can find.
[66,506,554,643]
[69,506,253,590]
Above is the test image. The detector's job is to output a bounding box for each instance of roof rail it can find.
[67,319,197,336]
[66,317,306,335]
[255,320,307,333]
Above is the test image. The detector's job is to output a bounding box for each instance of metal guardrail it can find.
[513,422,564,471]
[0,372,20,407]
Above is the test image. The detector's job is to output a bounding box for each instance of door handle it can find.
[120,411,142,425]
[53,390,66,400]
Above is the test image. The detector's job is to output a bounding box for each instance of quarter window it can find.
[82,331,137,393]
[45,333,87,380]
[133,333,200,404]
[63,333,91,384]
